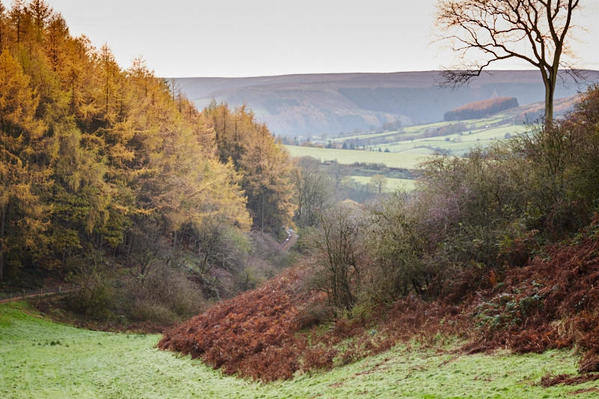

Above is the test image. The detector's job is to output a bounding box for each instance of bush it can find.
[65,260,205,327]
[329,86,599,304]
[295,302,335,330]
[65,255,116,321]
[366,194,434,300]
[308,202,368,311]
[68,279,115,321]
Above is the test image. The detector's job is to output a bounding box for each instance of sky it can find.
[40,0,599,77]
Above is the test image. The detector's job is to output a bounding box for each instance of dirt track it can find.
[281,229,298,251]
[0,287,75,304]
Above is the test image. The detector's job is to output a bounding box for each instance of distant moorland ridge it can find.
[172,70,599,137]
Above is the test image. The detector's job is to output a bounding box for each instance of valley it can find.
[3,1,599,398]
[1,303,596,399]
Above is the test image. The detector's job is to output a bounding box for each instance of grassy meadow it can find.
[1,302,598,399]
[377,123,530,156]
[332,114,521,143]
[285,115,534,174]
[284,145,430,169]
[349,176,417,192]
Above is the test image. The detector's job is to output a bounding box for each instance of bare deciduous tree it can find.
[437,0,581,124]
[369,174,388,195]
[314,204,365,311]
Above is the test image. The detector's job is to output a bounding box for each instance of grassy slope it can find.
[333,116,509,142]
[286,113,534,168]
[284,145,429,169]
[349,176,417,192]
[378,124,530,156]
[2,303,599,398]
[330,115,532,156]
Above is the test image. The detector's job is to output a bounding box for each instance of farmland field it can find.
[284,145,430,169]
[2,302,598,399]
[287,113,535,169]
[349,176,417,192]
[377,124,530,156]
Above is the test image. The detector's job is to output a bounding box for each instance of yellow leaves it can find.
[108,143,135,164]
[0,3,280,277]
[144,129,251,233]
[203,104,298,231]
[84,186,111,234]
[0,50,45,139]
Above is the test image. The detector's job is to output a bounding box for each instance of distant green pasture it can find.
[349,176,417,192]
[327,114,535,157]
[284,145,430,169]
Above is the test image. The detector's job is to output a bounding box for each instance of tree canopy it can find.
[0,0,294,284]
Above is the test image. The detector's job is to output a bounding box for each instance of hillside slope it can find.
[2,302,598,398]
[158,220,599,383]
[173,70,599,136]
[444,97,519,121]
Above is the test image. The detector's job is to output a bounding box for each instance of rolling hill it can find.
[172,70,599,137]
[444,97,519,121]
[3,302,594,398]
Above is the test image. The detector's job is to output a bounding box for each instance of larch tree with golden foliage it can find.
[204,103,297,234]
[0,0,262,288]
[0,50,48,281]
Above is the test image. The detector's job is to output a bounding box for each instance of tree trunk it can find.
[0,204,6,282]
[544,76,556,126]
[260,195,264,233]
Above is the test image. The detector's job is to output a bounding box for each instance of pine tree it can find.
[0,50,47,281]
[0,2,7,50]
[0,1,257,286]
[204,104,297,233]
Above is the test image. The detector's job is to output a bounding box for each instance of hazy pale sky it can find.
[42,0,599,77]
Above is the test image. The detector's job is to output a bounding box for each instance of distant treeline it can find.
[444,97,519,121]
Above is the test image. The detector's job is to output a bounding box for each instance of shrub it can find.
[65,260,205,327]
[68,278,114,321]
[301,347,337,371]
[295,302,335,330]
[309,202,368,310]
[366,194,435,300]
[341,86,599,302]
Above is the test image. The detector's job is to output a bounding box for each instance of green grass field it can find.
[287,113,536,166]
[377,124,530,156]
[2,302,598,398]
[284,145,431,169]
[325,114,535,157]
[349,176,417,192]
[331,115,510,141]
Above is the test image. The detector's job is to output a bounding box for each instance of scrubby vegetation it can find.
[161,85,599,383]
[159,268,314,381]
[328,85,599,306]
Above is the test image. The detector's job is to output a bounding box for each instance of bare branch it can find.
[439,55,511,88]
[559,65,587,85]
[436,0,581,123]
